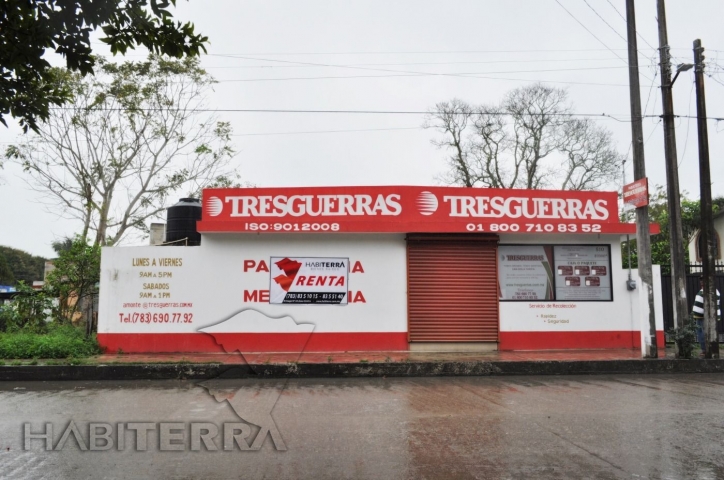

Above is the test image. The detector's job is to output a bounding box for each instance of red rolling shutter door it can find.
[407,234,499,342]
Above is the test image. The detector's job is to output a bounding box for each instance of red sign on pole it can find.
[623,178,649,208]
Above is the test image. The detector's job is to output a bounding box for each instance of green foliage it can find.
[0,324,101,359]
[51,237,75,255]
[6,56,236,246]
[0,0,208,132]
[0,282,53,333]
[0,252,15,285]
[0,246,46,285]
[45,237,100,328]
[667,316,698,359]
[621,186,724,270]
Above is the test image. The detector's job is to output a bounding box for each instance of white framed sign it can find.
[498,245,555,301]
[270,257,349,305]
[553,245,612,301]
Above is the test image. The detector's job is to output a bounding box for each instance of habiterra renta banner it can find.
[197,186,647,234]
[270,257,349,305]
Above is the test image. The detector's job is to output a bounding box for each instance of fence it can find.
[659,261,724,275]
[660,266,724,338]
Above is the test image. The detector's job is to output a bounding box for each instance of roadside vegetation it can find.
[0,237,102,360]
[0,324,100,360]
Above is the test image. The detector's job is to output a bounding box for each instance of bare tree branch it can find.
[4,55,238,246]
[426,83,622,192]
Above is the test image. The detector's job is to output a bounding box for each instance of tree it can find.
[45,236,100,333]
[0,252,15,286]
[0,246,46,284]
[1,0,208,132]
[52,237,75,255]
[5,55,238,246]
[425,84,624,191]
[621,186,724,269]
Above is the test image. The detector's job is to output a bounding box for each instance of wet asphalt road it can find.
[1,374,724,479]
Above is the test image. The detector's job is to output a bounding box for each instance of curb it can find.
[1,359,724,381]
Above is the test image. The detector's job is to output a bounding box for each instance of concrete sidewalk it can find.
[94,347,669,365]
[3,346,723,382]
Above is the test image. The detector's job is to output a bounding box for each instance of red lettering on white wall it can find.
[243,290,270,302]
[256,260,269,272]
[348,291,366,303]
[351,261,364,273]
[243,260,270,273]
[295,275,345,287]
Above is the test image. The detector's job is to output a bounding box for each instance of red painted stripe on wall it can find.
[99,330,665,354]
[499,330,665,351]
[97,332,410,354]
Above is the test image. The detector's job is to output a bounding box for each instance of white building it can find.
[98,186,663,353]
[688,209,724,264]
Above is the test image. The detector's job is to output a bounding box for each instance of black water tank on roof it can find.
[165,198,201,246]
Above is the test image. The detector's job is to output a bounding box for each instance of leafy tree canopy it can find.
[45,236,100,328]
[1,0,208,132]
[0,246,46,285]
[0,252,15,286]
[621,186,724,270]
[5,55,238,246]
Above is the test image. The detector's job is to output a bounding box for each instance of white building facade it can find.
[98,186,663,353]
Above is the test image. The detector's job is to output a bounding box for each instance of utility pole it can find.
[693,39,719,359]
[656,0,688,355]
[626,0,657,358]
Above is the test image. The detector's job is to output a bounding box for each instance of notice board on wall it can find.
[553,245,612,301]
[498,246,555,300]
[499,245,612,301]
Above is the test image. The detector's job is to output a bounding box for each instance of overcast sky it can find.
[1,0,723,258]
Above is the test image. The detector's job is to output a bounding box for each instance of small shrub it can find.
[359,359,368,363]
[668,316,698,359]
[1,282,53,333]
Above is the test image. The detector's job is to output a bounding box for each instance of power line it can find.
[213,73,629,87]
[604,0,659,52]
[680,80,701,168]
[584,0,628,45]
[210,54,631,87]
[214,66,630,82]
[642,69,658,117]
[232,126,422,136]
[0,126,425,142]
[554,1,634,69]
[88,43,724,56]
[41,106,724,122]
[202,57,627,69]
[206,48,636,56]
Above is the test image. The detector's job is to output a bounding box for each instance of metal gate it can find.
[407,234,499,342]
[661,265,724,335]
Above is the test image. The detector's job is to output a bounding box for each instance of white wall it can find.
[498,233,663,333]
[99,232,663,343]
[688,214,724,262]
[98,234,408,334]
